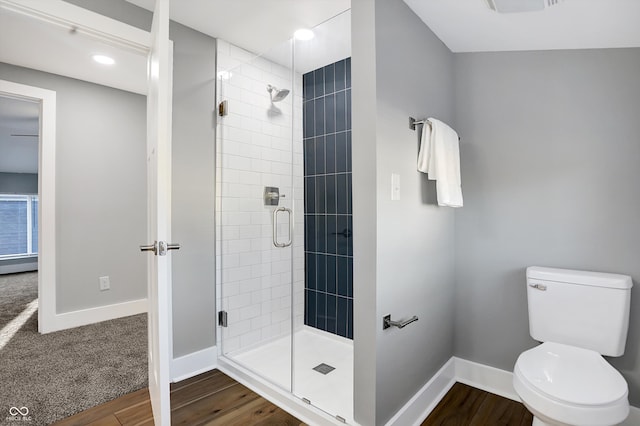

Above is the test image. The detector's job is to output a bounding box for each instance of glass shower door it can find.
[216,38,301,393]
[215,11,352,421]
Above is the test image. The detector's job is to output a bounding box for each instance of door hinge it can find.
[218,100,228,116]
[218,310,228,327]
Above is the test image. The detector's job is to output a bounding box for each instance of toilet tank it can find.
[526,266,633,357]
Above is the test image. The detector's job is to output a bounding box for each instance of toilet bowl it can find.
[514,267,633,426]
[514,342,629,426]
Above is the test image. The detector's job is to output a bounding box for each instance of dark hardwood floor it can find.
[54,371,531,426]
[422,382,533,426]
[53,369,304,426]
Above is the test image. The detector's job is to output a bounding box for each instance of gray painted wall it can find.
[64,0,151,31]
[67,0,218,357]
[453,49,640,404]
[353,0,456,423]
[169,21,217,358]
[352,0,378,423]
[0,172,38,194]
[0,62,147,312]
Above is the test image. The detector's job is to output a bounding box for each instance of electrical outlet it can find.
[99,276,110,291]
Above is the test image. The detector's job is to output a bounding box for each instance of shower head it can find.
[267,84,290,102]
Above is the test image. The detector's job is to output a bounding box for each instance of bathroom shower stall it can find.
[215,10,354,423]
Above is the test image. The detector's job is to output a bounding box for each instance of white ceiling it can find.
[120,0,640,63]
[125,0,351,73]
[0,7,147,95]
[125,0,350,52]
[259,9,351,75]
[293,9,351,74]
[0,96,39,174]
[403,0,640,53]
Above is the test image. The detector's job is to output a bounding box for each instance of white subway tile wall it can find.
[216,39,305,355]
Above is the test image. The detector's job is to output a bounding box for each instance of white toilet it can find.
[513,266,633,426]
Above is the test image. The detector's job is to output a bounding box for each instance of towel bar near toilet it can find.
[383,314,419,330]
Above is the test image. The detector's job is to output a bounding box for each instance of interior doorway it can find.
[0,81,55,335]
[0,94,40,354]
[0,96,40,265]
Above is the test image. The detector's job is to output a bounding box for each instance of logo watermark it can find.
[6,406,32,422]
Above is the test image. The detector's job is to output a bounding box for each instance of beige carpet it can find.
[0,272,147,425]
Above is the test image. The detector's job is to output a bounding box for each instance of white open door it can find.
[140,0,174,424]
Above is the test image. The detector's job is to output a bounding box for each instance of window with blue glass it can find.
[0,194,38,258]
[303,57,353,339]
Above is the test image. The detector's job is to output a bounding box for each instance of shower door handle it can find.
[272,207,293,248]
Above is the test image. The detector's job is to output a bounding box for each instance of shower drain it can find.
[313,363,335,375]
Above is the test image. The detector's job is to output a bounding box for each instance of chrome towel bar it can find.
[383,314,419,330]
[409,116,461,140]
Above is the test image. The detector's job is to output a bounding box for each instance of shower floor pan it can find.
[232,327,354,424]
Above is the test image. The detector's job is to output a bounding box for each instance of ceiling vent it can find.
[485,0,564,13]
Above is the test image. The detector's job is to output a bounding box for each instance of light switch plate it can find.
[391,173,400,200]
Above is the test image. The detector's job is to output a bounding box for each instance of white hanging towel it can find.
[417,118,463,208]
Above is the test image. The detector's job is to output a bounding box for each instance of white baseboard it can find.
[0,261,38,275]
[43,298,147,333]
[453,357,519,401]
[387,357,639,426]
[171,345,218,382]
[385,358,456,426]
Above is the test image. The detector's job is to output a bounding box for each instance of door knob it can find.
[158,241,180,256]
[140,241,158,255]
[140,241,180,256]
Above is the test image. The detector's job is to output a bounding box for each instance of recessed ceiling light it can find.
[93,54,115,65]
[294,29,314,41]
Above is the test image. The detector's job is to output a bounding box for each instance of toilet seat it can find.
[514,342,629,426]
[517,342,627,405]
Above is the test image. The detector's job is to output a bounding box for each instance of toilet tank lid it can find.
[527,266,633,290]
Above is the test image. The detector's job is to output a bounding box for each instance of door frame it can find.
[0,79,55,333]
